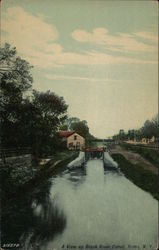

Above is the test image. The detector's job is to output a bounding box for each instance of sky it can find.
[1,0,158,138]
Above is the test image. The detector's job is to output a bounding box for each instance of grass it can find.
[37,150,78,169]
[38,150,78,173]
[120,143,159,168]
[112,153,159,200]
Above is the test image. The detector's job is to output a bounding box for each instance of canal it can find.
[2,157,158,250]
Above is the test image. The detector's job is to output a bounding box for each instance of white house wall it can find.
[67,133,85,150]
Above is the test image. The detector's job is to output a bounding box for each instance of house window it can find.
[69,142,73,148]
[76,141,80,149]
[74,135,77,140]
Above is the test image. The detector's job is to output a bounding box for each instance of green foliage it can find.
[66,117,80,129]
[0,43,33,147]
[30,90,68,156]
[32,90,68,123]
[59,124,68,131]
[0,43,95,156]
[0,44,68,157]
[0,43,33,98]
[113,114,159,141]
[71,121,89,138]
[62,117,95,146]
[112,153,159,200]
[141,115,159,138]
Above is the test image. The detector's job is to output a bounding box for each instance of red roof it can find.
[59,131,75,138]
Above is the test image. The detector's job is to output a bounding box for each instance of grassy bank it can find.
[112,153,158,200]
[120,143,159,168]
[35,150,79,179]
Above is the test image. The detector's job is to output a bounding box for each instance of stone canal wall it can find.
[67,151,85,168]
[1,151,79,201]
[0,154,36,186]
[0,154,32,168]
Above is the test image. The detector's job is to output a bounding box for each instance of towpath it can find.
[110,145,158,175]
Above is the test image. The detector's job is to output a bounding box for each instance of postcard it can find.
[0,1,158,250]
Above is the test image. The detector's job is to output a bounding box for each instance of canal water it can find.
[2,158,158,250]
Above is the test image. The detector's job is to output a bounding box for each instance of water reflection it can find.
[2,180,66,250]
[67,167,86,187]
[46,159,158,250]
[2,159,158,250]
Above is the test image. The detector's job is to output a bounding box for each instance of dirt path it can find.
[110,145,158,175]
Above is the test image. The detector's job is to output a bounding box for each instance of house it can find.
[149,136,159,146]
[150,136,155,143]
[141,138,150,144]
[126,139,137,145]
[59,131,85,150]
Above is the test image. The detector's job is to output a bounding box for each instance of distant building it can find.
[141,138,149,144]
[150,136,155,143]
[59,131,85,150]
[126,139,137,145]
[126,135,159,146]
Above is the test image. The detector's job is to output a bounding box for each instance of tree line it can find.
[0,43,93,158]
[112,115,159,141]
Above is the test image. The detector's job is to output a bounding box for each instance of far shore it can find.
[110,144,158,200]
[110,144,158,175]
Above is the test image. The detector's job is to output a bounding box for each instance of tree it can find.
[59,124,68,131]
[31,90,68,156]
[112,114,159,143]
[0,43,33,147]
[0,43,33,97]
[60,116,95,146]
[71,121,89,138]
[66,117,80,130]
[32,90,68,130]
[0,43,68,155]
[151,114,159,138]
[141,115,159,139]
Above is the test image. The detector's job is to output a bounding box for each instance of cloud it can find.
[45,74,122,82]
[53,51,156,66]
[134,31,158,43]
[2,6,60,67]
[71,28,109,44]
[71,28,157,53]
[2,7,157,69]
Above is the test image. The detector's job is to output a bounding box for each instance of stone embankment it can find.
[0,154,36,185]
[1,151,78,202]
[67,151,85,169]
[103,152,118,169]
